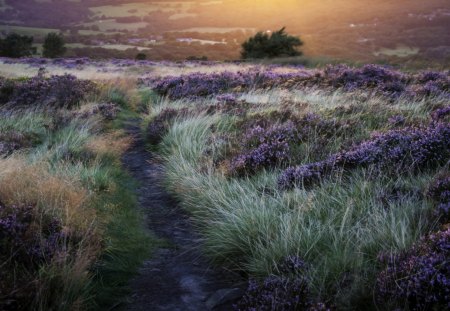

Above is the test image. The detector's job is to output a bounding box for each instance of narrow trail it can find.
[121,119,243,311]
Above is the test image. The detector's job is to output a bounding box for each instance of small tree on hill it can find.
[0,33,36,58]
[241,27,303,59]
[43,33,66,58]
[135,52,147,60]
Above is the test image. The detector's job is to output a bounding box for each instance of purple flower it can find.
[376,228,450,311]
[279,122,450,189]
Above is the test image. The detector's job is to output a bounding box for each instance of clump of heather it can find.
[0,74,95,108]
[432,105,450,121]
[146,65,449,100]
[205,93,250,116]
[0,202,65,266]
[216,93,238,104]
[388,114,406,127]
[427,173,450,222]
[149,71,248,99]
[229,113,351,176]
[279,122,450,189]
[77,102,121,120]
[0,131,39,157]
[230,122,296,175]
[375,228,450,311]
[235,276,311,311]
[411,71,450,98]
[147,108,188,145]
[0,201,66,309]
[146,70,313,100]
[235,256,331,311]
[322,64,407,95]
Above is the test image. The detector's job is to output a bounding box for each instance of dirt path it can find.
[121,120,243,311]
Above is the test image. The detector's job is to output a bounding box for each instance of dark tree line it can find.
[0,32,66,58]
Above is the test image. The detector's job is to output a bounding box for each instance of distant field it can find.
[0,0,10,11]
[374,46,420,57]
[169,13,198,20]
[99,44,151,51]
[81,19,148,32]
[0,25,59,37]
[78,29,124,35]
[33,42,151,55]
[171,27,256,33]
[89,1,194,18]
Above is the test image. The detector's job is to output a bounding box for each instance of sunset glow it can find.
[0,1,449,310]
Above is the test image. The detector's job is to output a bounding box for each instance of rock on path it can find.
[122,120,243,311]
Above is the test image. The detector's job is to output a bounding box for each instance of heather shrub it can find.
[427,173,450,222]
[0,130,40,156]
[387,114,406,127]
[146,65,449,101]
[412,71,450,97]
[77,102,121,120]
[147,108,188,145]
[230,122,296,175]
[0,157,100,310]
[376,229,450,311]
[150,71,248,99]
[236,256,332,311]
[229,113,350,176]
[205,93,250,116]
[236,276,311,311]
[279,122,450,189]
[322,64,407,94]
[0,74,95,108]
[431,105,450,121]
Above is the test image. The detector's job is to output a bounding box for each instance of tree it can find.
[43,33,66,58]
[241,27,303,59]
[0,33,36,58]
[135,52,147,60]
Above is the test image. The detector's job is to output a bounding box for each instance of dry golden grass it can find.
[84,130,132,159]
[0,157,94,234]
[0,156,102,310]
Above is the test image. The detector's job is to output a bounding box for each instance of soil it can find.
[121,120,244,311]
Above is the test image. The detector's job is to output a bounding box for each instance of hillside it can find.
[0,0,449,66]
[0,58,449,310]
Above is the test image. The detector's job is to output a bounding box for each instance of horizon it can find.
[0,0,448,68]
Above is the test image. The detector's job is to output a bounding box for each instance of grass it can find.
[0,79,154,310]
[145,88,445,309]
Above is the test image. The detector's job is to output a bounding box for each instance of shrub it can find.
[0,33,36,58]
[279,122,450,189]
[0,201,67,310]
[0,131,39,157]
[43,33,67,58]
[135,52,147,60]
[241,27,303,59]
[427,173,450,222]
[229,113,348,176]
[432,106,450,121]
[376,229,450,311]
[147,108,187,145]
[235,256,331,311]
[146,66,449,100]
[230,122,296,175]
[0,74,95,108]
